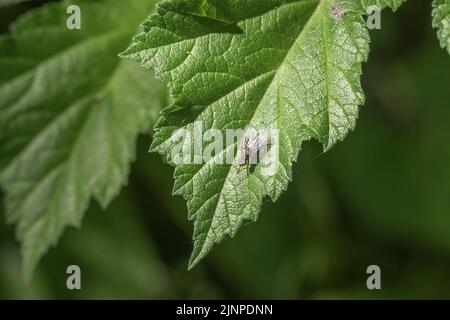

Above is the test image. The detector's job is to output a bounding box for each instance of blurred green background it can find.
[1,0,450,299]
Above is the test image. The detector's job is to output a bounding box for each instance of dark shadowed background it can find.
[1,0,450,299]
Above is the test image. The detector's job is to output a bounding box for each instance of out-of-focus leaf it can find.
[0,0,166,279]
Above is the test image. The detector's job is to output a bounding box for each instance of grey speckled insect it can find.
[239,126,270,174]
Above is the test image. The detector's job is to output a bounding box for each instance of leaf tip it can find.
[187,235,216,270]
[187,253,202,271]
[118,49,131,60]
[21,248,39,284]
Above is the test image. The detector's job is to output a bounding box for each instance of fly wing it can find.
[253,133,269,153]
[237,133,250,166]
[247,130,270,155]
[238,127,271,165]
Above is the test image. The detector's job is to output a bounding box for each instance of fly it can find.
[238,126,270,175]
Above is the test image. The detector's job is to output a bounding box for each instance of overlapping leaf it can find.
[0,0,166,278]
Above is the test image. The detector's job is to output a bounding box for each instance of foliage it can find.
[0,0,449,284]
[0,0,166,279]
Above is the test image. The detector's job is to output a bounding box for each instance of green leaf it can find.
[121,0,405,268]
[0,0,166,279]
[433,0,450,55]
